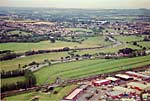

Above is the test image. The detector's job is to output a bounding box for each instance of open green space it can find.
[114,35,143,43]
[0,42,143,72]
[8,30,32,35]
[0,40,79,53]
[0,36,112,53]
[76,43,141,55]
[66,28,93,32]
[138,42,150,48]
[4,84,77,101]
[0,52,68,71]
[34,55,150,85]
[98,43,141,53]
[1,76,25,87]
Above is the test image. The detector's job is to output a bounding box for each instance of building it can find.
[127,82,150,91]
[64,88,83,101]
[121,98,136,101]
[64,85,88,101]
[106,77,120,82]
[106,91,124,99]
[125,71,150,80]
[113,86,137,95]
[92,79,111,86]
[115,74,133,80]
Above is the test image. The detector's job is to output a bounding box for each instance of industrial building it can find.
[115,74,133,80]
[127,82,150,91]
[113,86,137,95]
[92,79,111,86]
[106,91,124,99]
[106,77,120,82]
[125,71,150,80]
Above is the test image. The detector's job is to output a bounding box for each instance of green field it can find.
[76,43,141,55]
[0,36,112,53]
[0,41,79,53]
[114,35,143,43]
[4,84,77,101]
[1,76,25,87]
[66,28,93,32]
[0,52,68,71]
[98,43,141,53]
[8,30,32,35]
[34,55,150,85]
[138,42,150,48]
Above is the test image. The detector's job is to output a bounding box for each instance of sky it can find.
[0,0,150,9]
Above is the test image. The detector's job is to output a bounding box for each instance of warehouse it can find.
[92,79,111,86]
[64,88,83,101]
[106,77,120,82]
[115,74,133,80]
[106,91,124,99]
[125,71,150,80]
[113,86,137,95]
[127,82,150,91]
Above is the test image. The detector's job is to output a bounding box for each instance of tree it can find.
[133,42,137,46]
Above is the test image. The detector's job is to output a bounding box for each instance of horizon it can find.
[0,0,150,9]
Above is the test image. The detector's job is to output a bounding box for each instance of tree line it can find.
[1,69,25,78]
[1,70,36,93]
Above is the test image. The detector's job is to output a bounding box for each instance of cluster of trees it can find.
[118,48,146,57]
[0,52,22,61]
[132,42,147,50]
[1,69,25,78]
[25,47,70,56]
[0,50,12,54]
[118,48,134,54]
[58,37,84,44]
[143,35,150,41]
[0,31,49,43]
[1,70,36,93]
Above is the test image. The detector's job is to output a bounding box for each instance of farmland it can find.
[114,35,143,43]
[138,42,150,48]
[4,84,77,101]
[1,8,150,101]
[1,76,25,87]
[8,30,32,35]
[0,41,79,53]
[76,43,141,55]
[0,36,112,53]
[0,52,68,71]
[34,55,150,85]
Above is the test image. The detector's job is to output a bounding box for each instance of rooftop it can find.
[65,88,82,100]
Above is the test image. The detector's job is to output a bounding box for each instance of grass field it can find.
[0,52,68,71]
[138,42,150,48]
[76,43,141,55]
[114,35,143,43]
[65,28,93,32]
[97,43,141,53]
[8,30,32,35]
[34,55,150,85]
[0,41,80,53]
[0,36,112,53]
[4,84,77,101]
[1,76,25,87]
